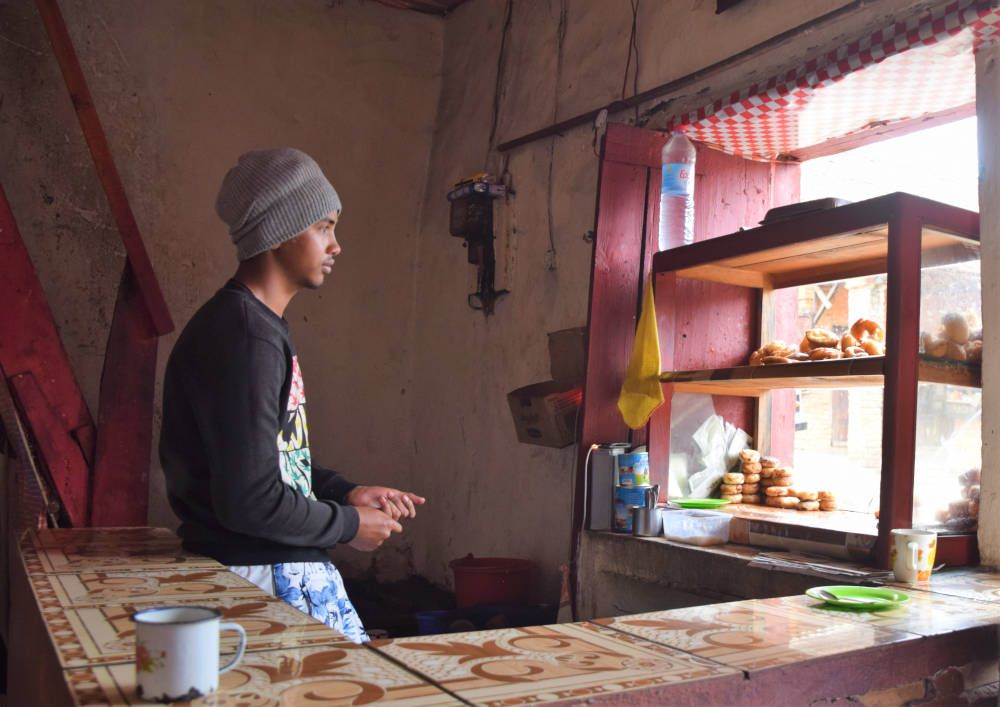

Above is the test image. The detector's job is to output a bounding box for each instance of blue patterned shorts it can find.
[273,561,369,643]
[230,561,369,643]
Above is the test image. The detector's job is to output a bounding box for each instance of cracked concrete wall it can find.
[1,0,442,580]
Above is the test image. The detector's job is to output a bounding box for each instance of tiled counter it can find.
[9,528,999,705]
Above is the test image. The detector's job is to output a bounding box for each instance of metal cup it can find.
[631,506,662,537]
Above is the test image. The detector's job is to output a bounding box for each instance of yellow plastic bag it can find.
[617,275,663,429]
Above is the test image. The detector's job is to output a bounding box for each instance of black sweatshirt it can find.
[159,280,359,565]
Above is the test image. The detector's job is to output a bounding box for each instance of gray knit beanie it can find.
[215,148,342,261]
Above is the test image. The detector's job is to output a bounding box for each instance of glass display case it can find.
[652,192,981,566]
[914,230,982,536]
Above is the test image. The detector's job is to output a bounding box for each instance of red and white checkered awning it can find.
[666,0,1000,161]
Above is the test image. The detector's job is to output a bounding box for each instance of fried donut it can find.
[760,456,779,468]
[817,490,835,500]
[841,333,859,350]
[741,483,760,494]
[761,340,795,356]
[967,340,983,364]
[942,312,970,345]
[739,449,761,463]
[799,335,812,353]
[860,339,885,356]
[922,333,947,357]
[944,342,967,361]
[766,496,800,509]
[741,494,762,505]
[808,347,842,360]
[773,466,794,478]
[760,468,776,480]
[805,328,839,349]
[850,318,885,343]
[842,346,868,358]
[761,355,794,365]
[795,490,819,501]
[743,473,761,484]
[741,462,762,474]
[720,483,743,495]
[721,493,743,503]
[790,352,810,362]
[723,472,745,485]
[799,500,820,511]
[819,500,838,511]
[749,349,764,367]
[959,469,981,485]
[764,486,789,497]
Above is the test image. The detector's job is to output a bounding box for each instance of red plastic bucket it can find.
[449,555,534,608]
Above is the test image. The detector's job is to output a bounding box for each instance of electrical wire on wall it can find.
[545,0,568,272]
[485,0,513,174]
[623,0,640,123]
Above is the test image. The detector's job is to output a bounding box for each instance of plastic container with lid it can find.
[661,508,731,546]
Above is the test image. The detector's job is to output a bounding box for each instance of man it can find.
[160,148,424,643]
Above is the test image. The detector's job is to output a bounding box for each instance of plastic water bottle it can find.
[658,131,696,250]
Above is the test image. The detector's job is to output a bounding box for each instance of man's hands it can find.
[348,506,403,552]
[346,485,426,521]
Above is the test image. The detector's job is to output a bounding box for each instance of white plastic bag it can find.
[686,413,751,498]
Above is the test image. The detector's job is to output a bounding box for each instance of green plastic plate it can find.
[667,498,732,509]
[805,585,909,611]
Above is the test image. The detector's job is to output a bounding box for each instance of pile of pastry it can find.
[720,449,837,512]
[935,468,980,532]
[921,312,982,364]
[749,318,885,366]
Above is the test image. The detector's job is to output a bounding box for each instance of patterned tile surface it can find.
[21,528,221,574]
[370,621,740,705]
[40,594,346,668]
[889,567,1000,604]
[64,644,461,706]
[31,568,266,608]
[593,599,917,671]
[760,590,1000,637]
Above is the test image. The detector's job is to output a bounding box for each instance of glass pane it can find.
[792,387,883,515]
[915,228,981,533]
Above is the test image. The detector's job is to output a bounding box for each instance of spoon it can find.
[814,588,888,606]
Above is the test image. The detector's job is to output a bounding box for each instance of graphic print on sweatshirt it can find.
[276,356,315,499]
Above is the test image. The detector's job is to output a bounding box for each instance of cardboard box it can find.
[547,327,587,384]
[506,381,583,448]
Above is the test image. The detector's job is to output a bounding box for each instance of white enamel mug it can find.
[132,606,246,703]
[890,528,938,583]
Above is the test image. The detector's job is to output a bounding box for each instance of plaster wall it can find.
[4,0,993,611]
[408,0,889,600]
[1,0,443,578]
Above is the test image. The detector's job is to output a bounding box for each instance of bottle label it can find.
[661,162,693,196]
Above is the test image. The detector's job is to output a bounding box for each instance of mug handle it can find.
[219,622,247,674]
[907,541,919,571]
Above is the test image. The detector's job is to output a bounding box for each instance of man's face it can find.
[273,210,341,289]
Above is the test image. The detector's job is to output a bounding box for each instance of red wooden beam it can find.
[0,184,93,526]
[90,265,158,526]
[34,0,174,337]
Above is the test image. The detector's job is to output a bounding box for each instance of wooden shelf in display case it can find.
[652,194,979,289]
[648,192,981,569]
[658,356,981,396]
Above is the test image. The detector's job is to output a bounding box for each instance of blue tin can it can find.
[616,452,650,487]
[614,485,650,533]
